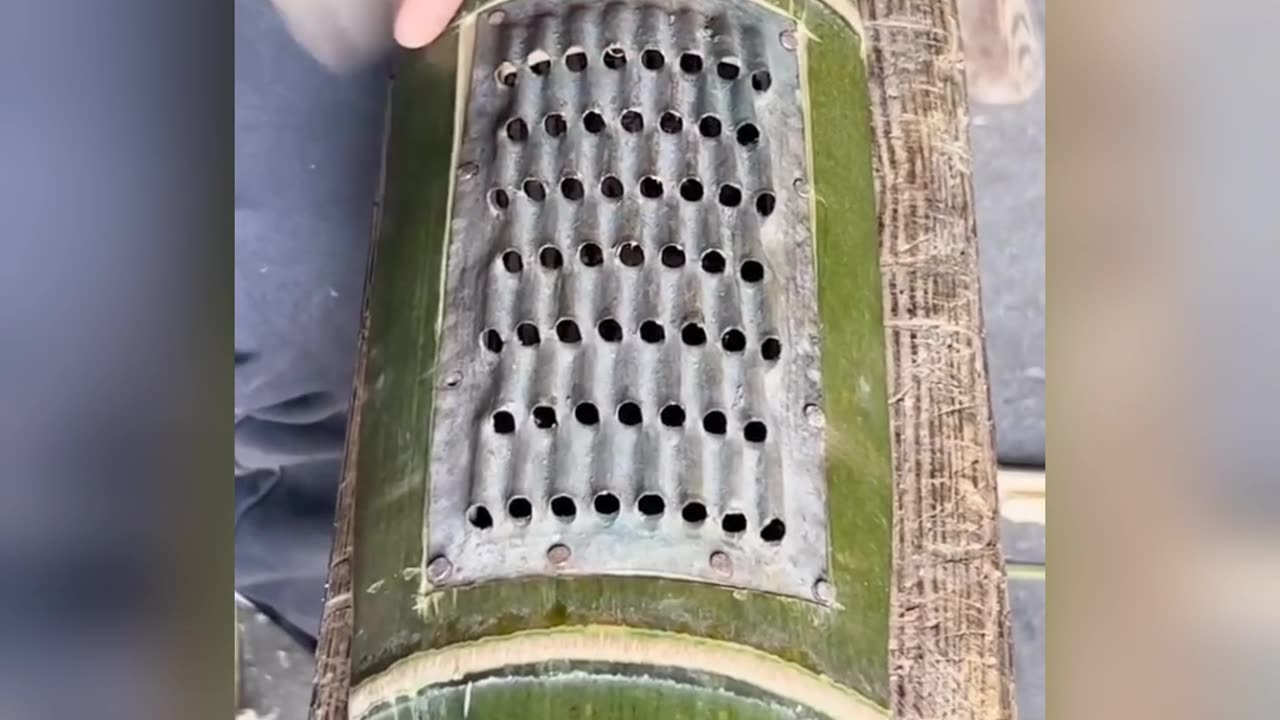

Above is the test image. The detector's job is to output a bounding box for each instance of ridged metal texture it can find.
[426,0,827,599]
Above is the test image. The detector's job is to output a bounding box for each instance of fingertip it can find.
[394,0,461,49]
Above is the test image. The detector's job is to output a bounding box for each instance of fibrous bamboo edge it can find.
[858,0,1015,718]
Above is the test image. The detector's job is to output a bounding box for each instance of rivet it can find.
[780,30,798,51]
[709,551,733,577]
[426,556,453,583]
[487,10,506,25]
[804,404,826,428]
[813,579,835,603]
[793,177,810,197]
[547,544,572,566]
[457,162,479,180]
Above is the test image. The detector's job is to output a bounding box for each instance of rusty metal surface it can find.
[425,0,827,598]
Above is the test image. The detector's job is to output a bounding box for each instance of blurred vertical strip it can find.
[1050,1,1223,720]
[0,1,232,719]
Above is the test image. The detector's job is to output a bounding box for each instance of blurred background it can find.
[6,0,1280,719]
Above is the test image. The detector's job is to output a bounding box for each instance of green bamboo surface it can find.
[364,665,835,719]
[348,1,889,715]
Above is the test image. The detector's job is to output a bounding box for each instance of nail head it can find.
[548,544,572,565]
[813,579,835,603]
[709,551,733,577]
[427,556,453,582]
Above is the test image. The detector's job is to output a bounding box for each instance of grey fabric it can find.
[234,0,387,639]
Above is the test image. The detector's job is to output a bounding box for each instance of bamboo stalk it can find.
[311,1,1012,718]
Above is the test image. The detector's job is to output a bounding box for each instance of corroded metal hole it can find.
[700,249,726,274]
[756,191,777,217]
[603,45,627,69]
[679,52,704,74]
[617,401,643,426]
[508,496,534,522]
[495,62,518,87]
[698,115,722,138]
[740,259,764,283]
[597,318,623,342]
[593,492,620,516]
[538,245,562,268]
[482,329,503,353]
[506,117,529,141]
[492,410,515,434]
[702,411,727,435]
[551,495,578,520]
[659,111,683,133]
[760,518,787,543]
[583,110,606,134]
[660,404,686,427]
[640,176,664,198]
[682,501,708,524]
[721,328,747,353]
[544,112,567,136]
[501,249,523,273]
[679,178,704,201]
[560,177,584,200]
[660,244,686,267]
[467,505,494,530]
[716,58,741,80]
[527,49,551,75]
[565,46,588,71]
[637,493,666,516]
[574,402,600,425]
[617,242,645,267]
[601,175,624,199]
[532,405,558,428]
[762,337,782,361]
[744,420,768,443]
[722,512,748,534]
[489,188,509,210]
[680,322,707,346]
[718,184,742,207]
[641,48,664,70]
[621,109,644,132]
[556,319,582,344]
[579,241,604,266]
[639,320,665,343]
[516,322,541,346]
[523,178,546,201]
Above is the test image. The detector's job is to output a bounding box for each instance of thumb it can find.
[394,0,464,49]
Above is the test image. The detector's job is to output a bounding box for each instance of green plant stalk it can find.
[345,1,889,716]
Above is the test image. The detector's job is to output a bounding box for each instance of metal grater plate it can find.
[425,0,827,598]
